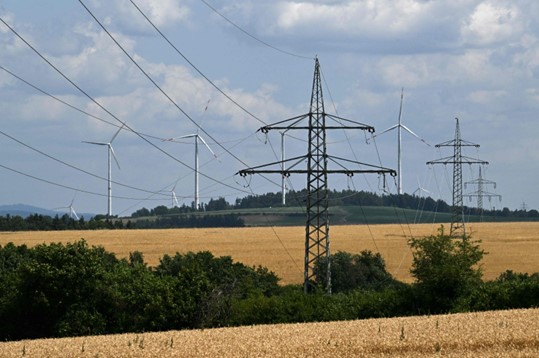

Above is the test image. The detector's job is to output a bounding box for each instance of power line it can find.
[0,65,164,142]
[0,16,252,197]
[0,129,169,197]
[128,0,268,127]
[0,162,165,202]
[76,1,284,191]
[1,63,256,210]
[199,0,313,60]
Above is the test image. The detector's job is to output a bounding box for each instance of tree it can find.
[408,226,485,312]
[313,251,399,293]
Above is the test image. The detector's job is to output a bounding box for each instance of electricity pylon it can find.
[464,166,501,217]
[238,58,396,293]
[427,118,488,238]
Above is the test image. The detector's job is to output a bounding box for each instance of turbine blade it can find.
[110,123,125,143]
[109,145,121,170]
[372,124,399,138]
[82,141,107,146]
[401,124,431,146]
[203,98,211,112]
[162,134,197,142]
[198,135,217,158]
[71,207,79,220]
[70,193,77,207]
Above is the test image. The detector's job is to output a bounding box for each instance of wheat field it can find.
[1,222,539,284]
[0,308,538,357]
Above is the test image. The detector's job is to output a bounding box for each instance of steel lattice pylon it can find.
[238,58,395,293]
[305,58,330,293]
[464,166,501,218]
[427,118,488,238]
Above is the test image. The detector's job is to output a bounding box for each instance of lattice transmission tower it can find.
[238,58,396,293]
[427,118,488,238]
[464,166,501,218]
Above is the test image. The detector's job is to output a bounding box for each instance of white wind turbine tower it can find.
[164,134,217,210]
[373,88,430,194]
[83,125,123,217]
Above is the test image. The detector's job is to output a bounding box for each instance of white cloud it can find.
[461,2,522,46]
[96,0,192,35]
[276,0,430,35]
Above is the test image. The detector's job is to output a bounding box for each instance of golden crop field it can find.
[1,222,539,284]
[1,308,538,357]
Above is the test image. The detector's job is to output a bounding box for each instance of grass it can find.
[1,308,538,357]
[1,222,539,285]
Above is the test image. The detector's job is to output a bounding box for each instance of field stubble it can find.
[1,308,538,357]
[1,222,538,284]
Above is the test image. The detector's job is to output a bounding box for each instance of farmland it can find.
[1,222,539,284]
[0,308,538,357]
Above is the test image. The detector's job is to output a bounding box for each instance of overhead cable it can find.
[0,16,252,196]
[0,129,169,197]
[0,162,166,202]
[199,0,313,60]
[128,0,268,127]
[0,65,164,141]
[76,1,283,190]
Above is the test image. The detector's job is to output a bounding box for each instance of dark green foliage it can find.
[456,270,539,312]
[0,214,116,231]
[313,250,400,293]
[0,241,118,339]
[408,226,485,312]
[133,214,245,229]
[0,241,282,340]
[3,233,539,342]
[229,285,413,326]
[156,251,280,328]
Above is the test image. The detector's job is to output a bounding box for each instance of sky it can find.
[0,0,537,217]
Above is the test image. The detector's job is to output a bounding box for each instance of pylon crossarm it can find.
[237,155,308,176]
[427,157,489,165]
[327,155,397,175]
[435,139,481,148]
[258,114,310,133]
[325,114,375,132]
[465,192,501,198]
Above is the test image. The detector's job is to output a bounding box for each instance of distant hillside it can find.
[0,204,94,219]
[122,205,520,227]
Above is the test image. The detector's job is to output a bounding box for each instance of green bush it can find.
[459,270,539,312]
[313,250,400,293]
[408,226,485,313]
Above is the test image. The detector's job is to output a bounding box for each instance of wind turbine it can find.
[54,194,79,220]
[83,125,123,217]
[413,177,432,198]
[373,88,430,194]
[164,133,217,210]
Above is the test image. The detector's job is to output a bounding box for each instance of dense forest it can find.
[0,190,537,231]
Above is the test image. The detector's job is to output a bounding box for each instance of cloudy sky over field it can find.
[0,0,538,216]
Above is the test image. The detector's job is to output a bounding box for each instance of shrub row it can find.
[2,234,539,341]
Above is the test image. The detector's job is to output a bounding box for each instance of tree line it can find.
[2,229,539,341]
[0,189,536,231]
[0,212,245,231]
[132,189,539,219]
